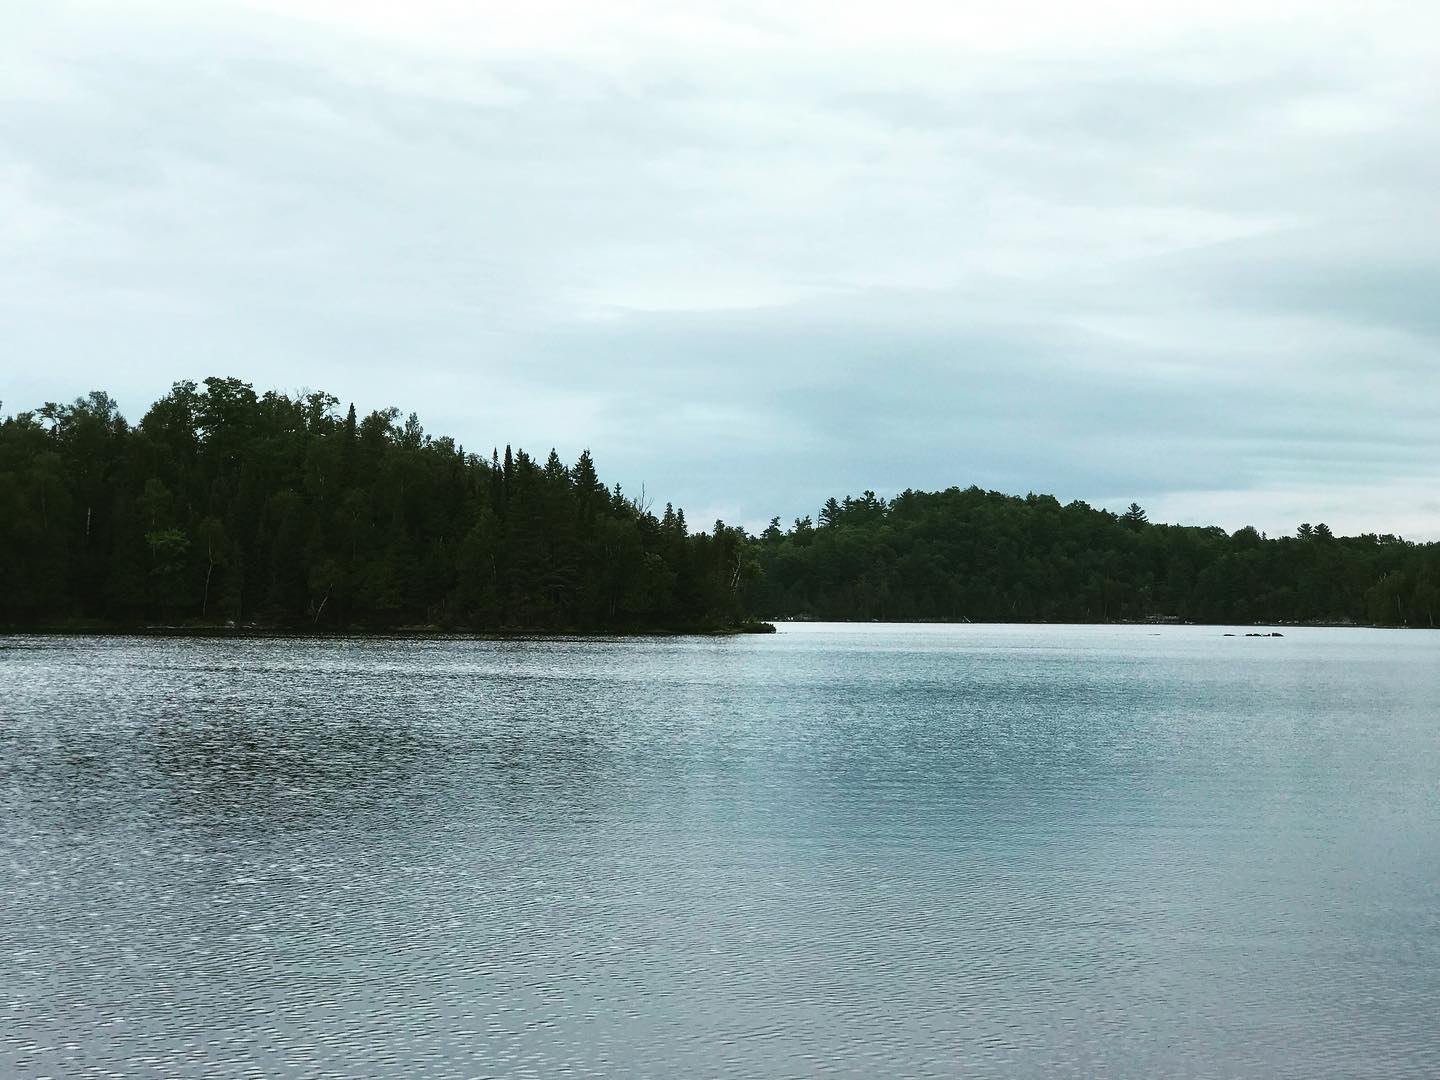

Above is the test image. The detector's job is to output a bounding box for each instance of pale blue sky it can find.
[3,0,1438,536]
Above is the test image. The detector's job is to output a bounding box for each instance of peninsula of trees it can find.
[3,378,1437,631]
[0,380,757,632]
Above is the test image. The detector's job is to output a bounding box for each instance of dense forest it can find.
[746,490,1440,627]
[0,379,759,632]
[3,378,1438,631]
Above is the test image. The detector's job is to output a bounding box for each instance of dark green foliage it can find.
[746,486,1440,627]
[6,379,1437,631]
[0,380,755,631]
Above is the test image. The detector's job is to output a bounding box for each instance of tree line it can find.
[0,379,758,632]
[745,489,1440,627]
[3,378,1438,631]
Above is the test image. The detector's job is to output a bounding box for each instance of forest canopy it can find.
[0,379,755,631]
[747,489,1439,627]
[2,378,1437,630]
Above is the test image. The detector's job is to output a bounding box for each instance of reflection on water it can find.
[3,625,1440,1078]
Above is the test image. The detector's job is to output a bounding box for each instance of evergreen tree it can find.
[0,379,756,632]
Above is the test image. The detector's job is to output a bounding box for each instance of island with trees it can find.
[2,378,1437,631]
[745,490,1437,627]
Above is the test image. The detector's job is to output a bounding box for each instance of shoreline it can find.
[1,619,1417,640]
[0,621,778,639]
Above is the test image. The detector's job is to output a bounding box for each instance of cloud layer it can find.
[4,0,1438,536]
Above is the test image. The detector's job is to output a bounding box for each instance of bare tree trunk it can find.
[313,585,332,626]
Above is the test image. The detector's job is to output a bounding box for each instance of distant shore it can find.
[765,616,1384,628]
[0,620,778,638]
[4,618,1416,640]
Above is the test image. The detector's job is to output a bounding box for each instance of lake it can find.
[3,624,1439,1078]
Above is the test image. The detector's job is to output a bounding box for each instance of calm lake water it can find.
[3,624,1439,1078]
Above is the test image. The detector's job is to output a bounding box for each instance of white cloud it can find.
[2,0,1438,537]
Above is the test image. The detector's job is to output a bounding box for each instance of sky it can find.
[3,0,1438,538]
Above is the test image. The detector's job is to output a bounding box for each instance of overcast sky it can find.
[4,0,1438,537]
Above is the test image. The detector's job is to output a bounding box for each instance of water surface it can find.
[3,624,1439,1078]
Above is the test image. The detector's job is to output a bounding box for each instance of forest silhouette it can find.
[2,378,1436,630]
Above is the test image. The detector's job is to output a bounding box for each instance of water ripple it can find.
[3,625,1440,1078]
